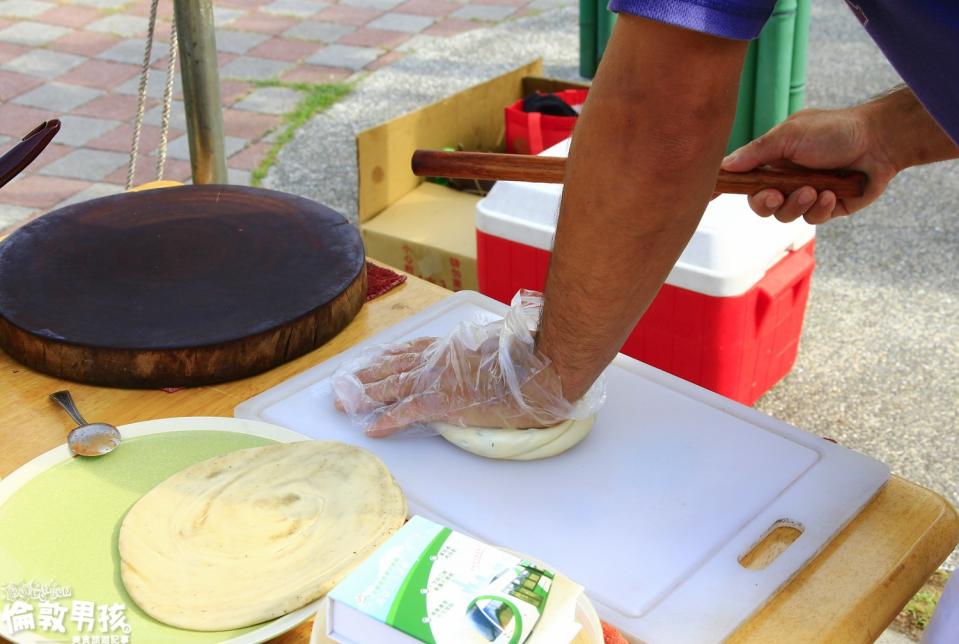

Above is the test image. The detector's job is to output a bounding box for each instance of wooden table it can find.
[0,272,955,643]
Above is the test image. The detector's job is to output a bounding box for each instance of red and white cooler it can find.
[476,139,817,405]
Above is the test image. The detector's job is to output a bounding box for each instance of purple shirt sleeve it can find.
[607,0,777,40]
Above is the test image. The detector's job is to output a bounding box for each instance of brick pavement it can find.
[0,0,540,232]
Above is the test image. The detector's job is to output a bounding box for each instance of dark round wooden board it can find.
[0,185,367,388]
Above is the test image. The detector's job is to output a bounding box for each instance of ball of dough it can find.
[434,416,595,461]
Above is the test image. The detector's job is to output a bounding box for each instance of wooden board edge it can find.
[857,488,959,639]
[0,268,367,389]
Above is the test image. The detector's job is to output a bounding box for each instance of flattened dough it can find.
[435,416,595,460]
[118,441,406,631]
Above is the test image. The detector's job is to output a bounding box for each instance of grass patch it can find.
[249,79,352,187]
[893,569,950,640]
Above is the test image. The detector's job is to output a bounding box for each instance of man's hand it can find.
[721,107,898,223]
[332,292,603,437]
[332,337,564,437]
[722,86,959,225]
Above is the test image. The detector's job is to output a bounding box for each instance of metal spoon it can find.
[50,390,121,456]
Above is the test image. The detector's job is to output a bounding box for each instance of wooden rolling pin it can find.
[411,149,867,198]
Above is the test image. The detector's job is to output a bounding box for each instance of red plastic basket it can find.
[504,89,589,155]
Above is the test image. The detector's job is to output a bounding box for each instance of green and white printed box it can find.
[327,516,572,644]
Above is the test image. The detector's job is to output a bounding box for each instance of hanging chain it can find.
[156,18,178,181]
[126,0,160,190]
[128,0,177,188]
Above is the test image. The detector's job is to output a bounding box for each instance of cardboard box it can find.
[356,59,588,291]
[362,182,479,291]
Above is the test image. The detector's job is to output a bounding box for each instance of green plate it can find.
[0,416,313,643]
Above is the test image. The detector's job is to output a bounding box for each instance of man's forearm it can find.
[536,15,747,401]
[861,86,959,170]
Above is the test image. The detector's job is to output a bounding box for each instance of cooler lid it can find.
[476,139,815,297]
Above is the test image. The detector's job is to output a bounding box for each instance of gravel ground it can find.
[263,5,580,222]
[268,0,958,570]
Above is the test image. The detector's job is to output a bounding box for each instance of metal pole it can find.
[173,0,227,184]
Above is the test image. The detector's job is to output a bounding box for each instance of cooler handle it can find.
[758,248,816,303]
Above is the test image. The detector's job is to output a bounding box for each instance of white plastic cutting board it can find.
[236,291,889,643]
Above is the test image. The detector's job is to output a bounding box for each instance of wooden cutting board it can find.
[0,185,366,388]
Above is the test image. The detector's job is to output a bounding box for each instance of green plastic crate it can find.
[577,0,811,151]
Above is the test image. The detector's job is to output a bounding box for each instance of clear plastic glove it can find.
[331,290,606,437]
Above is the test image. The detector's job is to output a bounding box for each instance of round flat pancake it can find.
[435,417,595,461]
[118,441,406,631]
